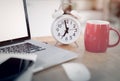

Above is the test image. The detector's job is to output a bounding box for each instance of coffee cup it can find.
[84,20,120,53]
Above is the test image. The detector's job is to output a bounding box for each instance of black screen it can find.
[0,58,33,81]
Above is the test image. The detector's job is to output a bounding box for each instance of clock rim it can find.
[51,14,81,44]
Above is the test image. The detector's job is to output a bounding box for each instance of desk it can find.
[32,34,120,81]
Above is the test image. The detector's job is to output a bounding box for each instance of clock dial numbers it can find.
[52,15,81,44]
[56,28,59,32]
[75,29,77,32]
[65,37,68,41]
[65,19,69,24]
[56,18,79,42]
[57,32,61,36]
[58,23,62,28]
[69,36,72,40]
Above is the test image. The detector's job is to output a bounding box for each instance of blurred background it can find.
[26,0,120,37]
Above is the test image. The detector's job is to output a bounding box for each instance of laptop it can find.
[0,0,78,76]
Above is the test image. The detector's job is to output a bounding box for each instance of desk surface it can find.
[32,34,120,81]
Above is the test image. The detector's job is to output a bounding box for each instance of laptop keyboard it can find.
[0,43,46,53]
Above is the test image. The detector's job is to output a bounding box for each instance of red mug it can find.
[84,20,120,53]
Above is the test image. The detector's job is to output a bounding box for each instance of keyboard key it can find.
[0,43,46,53]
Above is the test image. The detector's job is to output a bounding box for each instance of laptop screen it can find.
[0,0,30,46]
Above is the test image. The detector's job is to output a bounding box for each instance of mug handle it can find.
[108,27,120,47]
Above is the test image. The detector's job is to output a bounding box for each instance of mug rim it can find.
[87,20,109,25]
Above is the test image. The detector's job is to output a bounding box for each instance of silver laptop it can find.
[0,0,78,80]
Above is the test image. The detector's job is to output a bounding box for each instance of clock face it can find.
[51,15,81,44]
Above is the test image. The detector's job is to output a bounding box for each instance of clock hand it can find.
[62,20,69,38]
[64,20,70,33]
[64,20,69,31]
[62,30,68,38]
[69,28,77,31]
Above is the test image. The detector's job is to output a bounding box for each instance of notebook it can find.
[0,0,78,75]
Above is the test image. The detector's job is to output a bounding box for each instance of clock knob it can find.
[52,10,64,19]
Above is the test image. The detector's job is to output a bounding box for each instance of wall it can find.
[26,0,104,37]
[26,0,60,37]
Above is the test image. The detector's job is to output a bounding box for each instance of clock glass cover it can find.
[51,15,81,44]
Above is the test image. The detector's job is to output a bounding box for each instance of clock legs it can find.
[55,41,79,48]
[55,41,60,46]
[74,41,79,48]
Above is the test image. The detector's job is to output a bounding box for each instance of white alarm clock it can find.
[51,14,81,44]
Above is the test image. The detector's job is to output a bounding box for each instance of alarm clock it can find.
[51,14,81,44]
